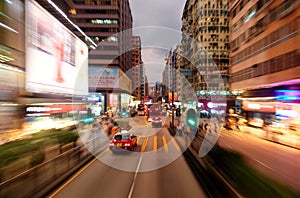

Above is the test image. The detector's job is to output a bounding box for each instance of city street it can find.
[48,115,206,198]
[1,0,300,197]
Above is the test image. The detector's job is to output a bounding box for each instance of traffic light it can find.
[186,109,197,128]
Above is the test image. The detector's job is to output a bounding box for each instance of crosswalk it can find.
[134,135,181,153]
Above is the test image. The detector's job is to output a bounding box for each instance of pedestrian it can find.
[224,118,231,132]
[214,122,219,134]
[203,119,208,130]
[206,124,212,134]
[263,123,269,138]
[236,121,240,131]
[177,121,184,135]
[198,124,203,132]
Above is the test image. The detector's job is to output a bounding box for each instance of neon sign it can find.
[275,90,300,101]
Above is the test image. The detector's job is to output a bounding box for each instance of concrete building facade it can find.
[181,0,231,102]
[132,36,144,101]
[230,0,300,126]
[230,0,300,91]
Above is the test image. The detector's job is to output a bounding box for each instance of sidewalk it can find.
[229,125,300,150]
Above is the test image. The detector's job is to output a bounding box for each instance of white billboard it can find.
[89,67,120,89]
[25,0,88,96]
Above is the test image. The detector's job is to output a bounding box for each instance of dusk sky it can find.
[129,0,186,85]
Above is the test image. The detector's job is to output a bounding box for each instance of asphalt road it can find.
[218,129,300,191]
[49,115,207,198]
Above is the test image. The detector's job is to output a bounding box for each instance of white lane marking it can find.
[127,155,143,198]
[254,159,273,170]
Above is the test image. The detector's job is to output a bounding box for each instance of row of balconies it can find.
[199,38,230,42]
[74,5,118,10]
[199,4,230,10]
[197,29,230,34]
[69,14,119,19]
[198,21,230,26]
[76,23,119,28]
[189,46,230,51]
[194,54,230,59]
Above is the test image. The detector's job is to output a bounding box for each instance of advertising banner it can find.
[89,67,119,89]
[25,0,88,95]
[242,101,276,113]
[168,92,178,103]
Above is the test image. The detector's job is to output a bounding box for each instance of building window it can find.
[91,19,118,24]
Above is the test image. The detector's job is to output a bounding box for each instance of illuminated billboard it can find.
[275,90,300,101]
[89,67,120,89]
[25,0,88,96]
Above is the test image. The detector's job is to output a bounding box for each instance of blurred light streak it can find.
[47,0,97,47]
[0,103,19,106]
[0,22,19,33]
[5,0,12,4]
[0,63,24,73]
[237,96,275,100]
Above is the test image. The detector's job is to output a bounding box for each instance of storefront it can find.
[197,99,227,117]
[107,92,134,117]
[23,103,86,132]
[273,89,300,131]
[89,66,133,116]
[242,101,276,127]
[85,94,105,116]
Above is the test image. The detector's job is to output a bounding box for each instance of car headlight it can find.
[124,143,130,146]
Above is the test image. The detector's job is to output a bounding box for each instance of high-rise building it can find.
[181,0,231,102]
[40,0,133,73]
[0,0,94,131]
[163,45,180,102]
[230,0,300,125]
[175,45,184,101]
[0,0,135,133]
[132,36,144,100]
[144,75,149,100]
[39,0,134,113]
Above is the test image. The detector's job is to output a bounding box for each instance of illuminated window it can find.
[91,19,118,24]
[107,36,118,42]
[244,9,256,23]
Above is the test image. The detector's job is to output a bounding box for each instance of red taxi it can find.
[109,131,137,152]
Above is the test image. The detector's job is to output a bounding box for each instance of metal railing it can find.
[0,134,108,198]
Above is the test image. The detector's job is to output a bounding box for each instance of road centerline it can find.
[127,155,143,198]
[162,136,168,152]
[153,135,157,151]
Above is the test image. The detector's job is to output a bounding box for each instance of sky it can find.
[129,0,186,85]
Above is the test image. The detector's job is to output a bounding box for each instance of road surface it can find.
[218,129,300,191]
[49,115,207,198]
